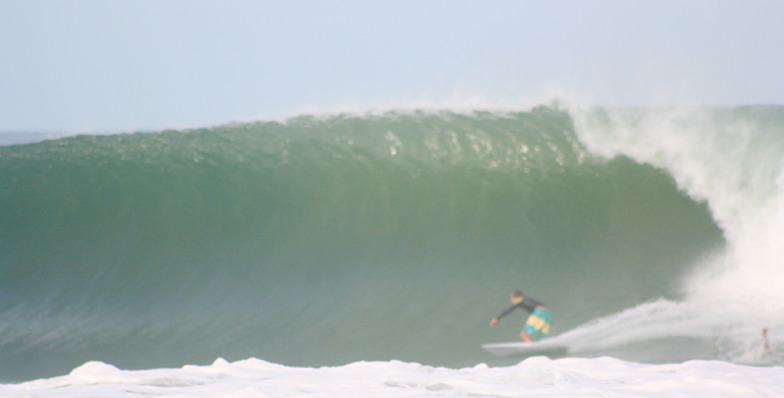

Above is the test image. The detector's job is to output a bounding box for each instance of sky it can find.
[1,0,783,133]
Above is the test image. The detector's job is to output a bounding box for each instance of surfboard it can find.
[482,341,569,357]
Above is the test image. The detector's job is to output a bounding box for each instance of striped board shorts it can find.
[522,307,552,342]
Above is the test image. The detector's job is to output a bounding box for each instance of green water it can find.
[0,106,723,380]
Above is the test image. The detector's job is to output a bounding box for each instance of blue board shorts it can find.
[522,307,552,342]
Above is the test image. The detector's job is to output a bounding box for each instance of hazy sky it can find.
[1,1,782,132]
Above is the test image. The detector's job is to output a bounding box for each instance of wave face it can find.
[0,106,740,380]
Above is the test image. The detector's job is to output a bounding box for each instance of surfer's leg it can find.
[522,322,540,342]
[523,308,552,342]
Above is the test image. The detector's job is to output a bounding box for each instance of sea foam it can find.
[3,357,782,397]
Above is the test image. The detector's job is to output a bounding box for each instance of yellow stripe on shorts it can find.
[526,315,551,334]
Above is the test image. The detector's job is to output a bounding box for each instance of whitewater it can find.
[1,104,783,396]
[2,357,783,397]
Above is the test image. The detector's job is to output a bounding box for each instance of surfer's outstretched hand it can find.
[490,318,498,327]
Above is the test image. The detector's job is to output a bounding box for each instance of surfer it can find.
[490,290,551,342]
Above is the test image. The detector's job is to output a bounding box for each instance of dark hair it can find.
[511,290,524,298]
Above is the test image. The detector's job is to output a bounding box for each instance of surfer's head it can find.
[510,290,524,304]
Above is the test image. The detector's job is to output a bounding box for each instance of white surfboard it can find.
[482,340,569,357]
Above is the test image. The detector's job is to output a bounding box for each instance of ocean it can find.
[1,104,782,395]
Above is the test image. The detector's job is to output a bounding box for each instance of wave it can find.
[3,104,779,381]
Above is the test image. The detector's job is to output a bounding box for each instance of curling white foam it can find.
[571,105,784,362]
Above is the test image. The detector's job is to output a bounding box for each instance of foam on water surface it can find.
[4,357,783,397]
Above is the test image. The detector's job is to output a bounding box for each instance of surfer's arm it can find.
[490,303,521,326]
